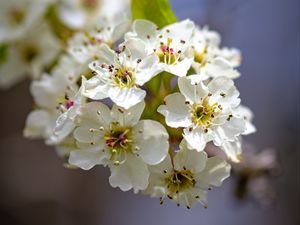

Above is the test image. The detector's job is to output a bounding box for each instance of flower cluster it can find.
[1,0,257,209]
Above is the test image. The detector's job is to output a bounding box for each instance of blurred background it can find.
[0,0,299,225]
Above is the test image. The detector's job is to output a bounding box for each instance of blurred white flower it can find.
[69,101,169,192]
[57,0,130,29]
[83,39,162,109]
[220,105,256,162]
[0,23,62,89]
[68,14,131,64]
[145,140,231,209]
[188,26,240,79]
[0,0,51,42]
[23,72,80,143]
[125,19,195,77]
[158,75,246,152]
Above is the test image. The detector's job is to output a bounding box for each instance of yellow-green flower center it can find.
[81,0,99,10]
[191,97,219,128]
[194,46,208,67]
[157,38,180,65]
[113,66,136,88]
[165,169,195,194]
[9,8,25,25]
[104,122,133,165]
[21,45,38,63]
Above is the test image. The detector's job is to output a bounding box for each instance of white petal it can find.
[212,116,246,145]
[77,102,112,129]
[23,110,52,139]
[108,86,146,109]
[49,112,76,144]
[195,156,231,188]
[220,139,242,163]
[235,105,256,135]
[183,127,210,152]
[207,76,234,93]
[163,19,195,46]
[133,120,169,165]
[111,19,132,42]
[157,93,192,128]
[126,19,158,41]
[162,58,193,77]
[109,154,149,192]
[30,73,67,109]
[123,38,148,61]
[178,75,208,103]
[208,77,240,108]
[177,188,207,208]
[73,126,104,145]
[95,44,116,65]
[111,101,145,127]
[82,75,110,100]
[69,149,108,170]
[174,141,208,173]
[205,57,240,79]
[135,55,161,85]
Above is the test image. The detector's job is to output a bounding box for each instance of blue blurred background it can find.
[0,0,299,224]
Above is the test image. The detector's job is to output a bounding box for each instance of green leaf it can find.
[131,0,177,28]
[0,44,8,65]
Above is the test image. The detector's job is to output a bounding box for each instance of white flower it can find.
[24,73,74,141]
[125,19,195,77]
[83,39,162,109]
[220,105,256,162]
[68,14,131,64]
[0,23,62,89]
[57,0,130,29]
[69,101,169,192]
[49,77,87,144]
[188,26,240,79]
[0,0,50,42]
[158,75,246,152]
[23,64,86,145]
[145,140,231,209]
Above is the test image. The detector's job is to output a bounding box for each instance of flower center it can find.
[191,97,219,128]
[104,123,132,151]
[165,169,195,194]
[21,45,38,63]
[9,7,25,25]
[157,38,181,65]
[194,45,208,67]
[81,0,99,10]
[113,66,136,88]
